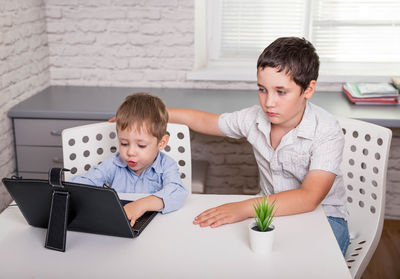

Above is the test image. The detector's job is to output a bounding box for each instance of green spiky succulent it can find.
[253,196,276,232]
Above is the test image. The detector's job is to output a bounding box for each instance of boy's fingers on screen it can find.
[108,116,116,122]
[123,203,140,226]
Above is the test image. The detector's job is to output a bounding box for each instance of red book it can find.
[343,87,398,105]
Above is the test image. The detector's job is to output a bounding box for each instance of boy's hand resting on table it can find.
[193,200,254,228]
[123,195,164,227]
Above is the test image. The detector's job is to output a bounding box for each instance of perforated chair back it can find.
[62,122,192,193]
[337,117,392,279]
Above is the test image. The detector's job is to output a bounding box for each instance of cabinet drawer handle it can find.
[52,157,64,164]
[50,130,62,136]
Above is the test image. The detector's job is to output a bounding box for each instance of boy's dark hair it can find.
[116,92,168,141]
[257,37,319,92]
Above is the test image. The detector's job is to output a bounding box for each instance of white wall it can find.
[45,0,256,89]
[0,0,50,211]
[386,134,400,219]
[0,0,399,218]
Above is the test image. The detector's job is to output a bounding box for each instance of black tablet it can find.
[2,177,157,239]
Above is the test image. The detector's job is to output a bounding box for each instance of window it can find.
[189,0,400,82]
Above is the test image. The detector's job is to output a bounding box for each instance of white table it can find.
[0,194,351,279]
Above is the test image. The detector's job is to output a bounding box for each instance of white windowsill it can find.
[187,62,399,83]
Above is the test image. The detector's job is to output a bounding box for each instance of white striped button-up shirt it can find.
[219,101,347,219]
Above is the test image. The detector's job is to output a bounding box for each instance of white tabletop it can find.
[0,194,351,279]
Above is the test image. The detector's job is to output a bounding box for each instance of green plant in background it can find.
[253,196,276,232]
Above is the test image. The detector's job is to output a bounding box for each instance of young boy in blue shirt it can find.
[169,37,349,255]
[71,93,188,226]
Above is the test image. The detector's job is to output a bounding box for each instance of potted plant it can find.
[248,196,276,254]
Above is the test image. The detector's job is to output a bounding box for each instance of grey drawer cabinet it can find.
[14,119,100,179]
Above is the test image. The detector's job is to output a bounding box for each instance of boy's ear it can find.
[158,134,169,150]
[303,80,316,99]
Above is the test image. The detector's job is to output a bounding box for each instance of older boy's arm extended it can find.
[168,108,224,136]
[124,196,164,227]
[194,169,335,228]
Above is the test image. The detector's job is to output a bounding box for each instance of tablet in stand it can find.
[2,168,157,252]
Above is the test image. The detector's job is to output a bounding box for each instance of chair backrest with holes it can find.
[62,122,192,193]
[337,117,392,279]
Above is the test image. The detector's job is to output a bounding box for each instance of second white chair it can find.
[62,122,192,193]
[337,117,392,279]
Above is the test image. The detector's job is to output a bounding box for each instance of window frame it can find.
[188,0,400,83]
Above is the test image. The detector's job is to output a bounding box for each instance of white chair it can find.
[337,117,392,279]
[61,122,192,193]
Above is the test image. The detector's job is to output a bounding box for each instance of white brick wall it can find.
[191,132,259,195]
[0,0,50,211]
[46,0,206,88]
[44,0,342,91]
[0,0,398,219]
[386,128,400,219]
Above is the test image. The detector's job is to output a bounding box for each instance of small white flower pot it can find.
[248,222,275,254]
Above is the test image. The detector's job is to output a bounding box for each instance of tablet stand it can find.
[45,168,70,252]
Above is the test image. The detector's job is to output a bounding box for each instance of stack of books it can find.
[343,82,399,105]
[393,77,400,90]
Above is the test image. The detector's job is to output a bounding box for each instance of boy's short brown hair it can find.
[257,37,320,92]
[116,93,168,141]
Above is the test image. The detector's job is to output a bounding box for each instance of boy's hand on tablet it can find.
[124,195,164,226]
[123,200,146,227]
